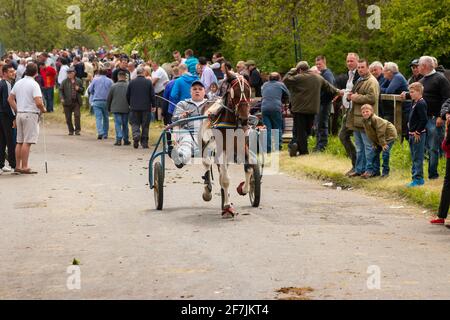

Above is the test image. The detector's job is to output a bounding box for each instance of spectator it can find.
[170,63,198,106]
[7,63,46,174]
[151,61,169,121]
[107,71,130,146]
[339,52,360,176]
[184,49,199,76]
[402,56,450,180]
[361,104,397,178]
[73,56,87,81]
[60,68,84,136]
[314,55,336,151]
[128,61,137,80]
[39,62,57,113]
[283,61,341,156]
[58,58,70,86]
[346,59,380,178]
[89,67,113,139]
[245,60,263,97]
[370,61,385,86]
[380,62,410,140]
[16,59,26,80]
[173,50,186,66]
[430,105,450,225]
[235,61,249,80]
[211,52,225,81]
[199,57,217,93]
[207,82,219,100]
[407,82,428,187]
[112,58,130,83]
[261,72,290,153]
[126,66,156,149]
[0,64,17,172]
[407,59,422,85]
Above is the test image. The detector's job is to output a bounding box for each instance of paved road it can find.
[2,126,450,300]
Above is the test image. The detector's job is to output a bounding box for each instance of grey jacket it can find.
[173,99,208,130]
[106,80,130,113]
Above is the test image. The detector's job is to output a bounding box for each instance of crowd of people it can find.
[1,46,450,225]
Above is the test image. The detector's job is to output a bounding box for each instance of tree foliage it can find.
[0,0,101,51]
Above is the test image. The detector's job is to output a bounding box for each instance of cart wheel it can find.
[221,188,225,210]
[154,162,164,210]
[249,164,261,207]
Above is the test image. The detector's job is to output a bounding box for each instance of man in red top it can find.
[39,62,57,112]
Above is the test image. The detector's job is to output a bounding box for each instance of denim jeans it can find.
[425,117,444,179]
[372,140,395,176]
[92,100,109,137]
[42,87,54,112]
[113,113,129,142]
[315,102,332,150]
[262,109,283,153]
[353,129,375,174]
[409,133,426,181]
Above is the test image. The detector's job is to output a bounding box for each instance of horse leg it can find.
[219,163,237,218]
[237,164,253,196]
[202,148,213,202]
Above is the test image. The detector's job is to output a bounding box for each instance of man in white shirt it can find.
[151,61,169,121]
[58,58,70,86]
[8,63,46,174]
[339,52,360,176]
[16,59,27,80]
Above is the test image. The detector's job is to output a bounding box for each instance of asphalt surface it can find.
[2,125,450,300]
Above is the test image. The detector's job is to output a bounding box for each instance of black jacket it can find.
[0,79,15,119]
[406,72,450,117]
[126,76,156,111]
[408,98,428,134]
[249,68,263,97]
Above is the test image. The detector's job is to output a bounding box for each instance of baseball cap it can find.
[67,67,76,73]
[245,60,256,66]
[191,80,205,88]
[409,59,419,67]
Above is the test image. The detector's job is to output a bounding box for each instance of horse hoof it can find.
[222,205,238,219]
[236,181,247,196]
[202,191,212,202]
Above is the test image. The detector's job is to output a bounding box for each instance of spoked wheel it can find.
[154,162,164,210]
[249,164,261,207]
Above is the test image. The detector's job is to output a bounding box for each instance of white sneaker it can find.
[2,166,12,172]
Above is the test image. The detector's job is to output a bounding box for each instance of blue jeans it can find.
[113,113,129,142]
[372,140,395,176]
[409,133,426,181]
[425,117,444,179]
[42,87,54,112]
[354,130,375,174]
[262,109,283,153]
[92,101,109,137]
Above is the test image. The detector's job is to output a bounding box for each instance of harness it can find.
[212,75,251,129]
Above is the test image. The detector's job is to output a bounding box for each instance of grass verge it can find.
[278,136,444,213]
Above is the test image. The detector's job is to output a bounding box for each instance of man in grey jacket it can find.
[106,71,130,146]
[171,80,208,168]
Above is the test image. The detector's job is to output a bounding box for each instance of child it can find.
[430,110,450,225]
[407,82,428,187]
[207,82,219,100]
[361,104,397,178]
